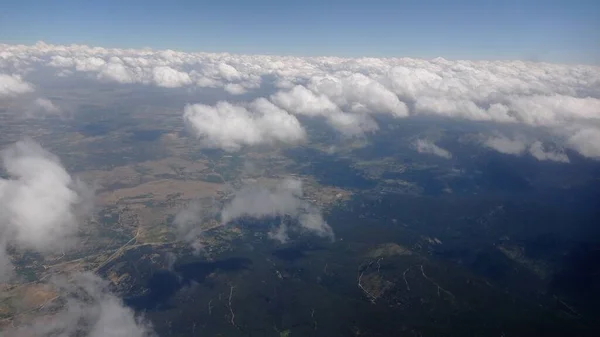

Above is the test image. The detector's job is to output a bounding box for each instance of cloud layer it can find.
[1,42,600,158]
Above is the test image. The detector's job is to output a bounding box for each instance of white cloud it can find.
[194,75,221,88]
[173,198,220,252]
[326,111,379,136]
[183,98,306,151]
[414,97,514,123]
[75,57,106,72]
[483,135,528,155]
[507,95,600,127]
[380,60,595,103]
[151,66,191,88]
[567,128,600,159]
[528,141,569,163]
[48,55,75,67]
[271,85,339,116]
[7,272,155,337]
[308,73,409,117]
[221,178,303,222]
[0,140,91,254]
[218,63,241,81]
[298,211,333,239]
[0,142,153,336]
[414,139,452,159]
[270,85,379,136]
[0,139,93,285]
[33,97,60,113]
[221,178,334,242]
[0,73,34,96]
[482,135,573,163]
[98,61,137,83]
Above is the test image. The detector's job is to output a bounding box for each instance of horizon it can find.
[3,40,599,67]
[1,0,599,64]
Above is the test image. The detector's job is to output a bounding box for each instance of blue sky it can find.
[1,0,599,63]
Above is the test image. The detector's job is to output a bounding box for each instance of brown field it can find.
[98,178,222,205]
[80,157,211,192]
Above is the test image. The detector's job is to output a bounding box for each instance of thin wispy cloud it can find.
[413,139,452,159]
[6,273,155,337]
[221,178,334,243]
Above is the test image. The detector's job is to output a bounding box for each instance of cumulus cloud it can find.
[482,135,528,155]
[0,140,91,254]
[75,57,106,72]
[413,139,452,159]
[7,272,155,337]
[308,73,409,117]
[218,63,241,81]
[414,97,514,122]
[98,61,137,83]
[482,135,570,163]
[567,128,600,159]
[507,95,600,127]
[183,98,306,151]
[221,178,334,242]
[48,55,75,68]
[271,85,379,136]
[271,85,339,116]
[0,73,34,96]
[0,140,92,280]
[152,66,192,88]
[326,111,379,136]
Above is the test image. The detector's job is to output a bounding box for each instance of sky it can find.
[1,0,599,64]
